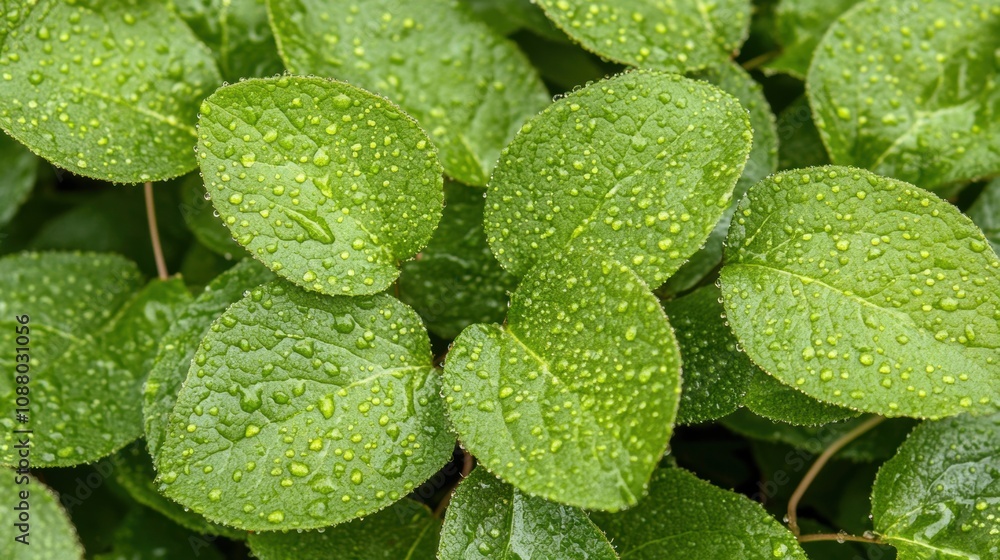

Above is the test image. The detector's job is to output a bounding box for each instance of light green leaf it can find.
[0,253,191,466]
[197,76,444,296]
[721,166,1000,418]
[248,499,440,560]
[535,0,751,73]
[663,61,778,295]
[179,173,245,258]
[157,281,454,530]
[592,467,808,559]
[0,0,221,182]
[169,0,284,81]
[94,506,224,560]
[662,285,753,424]
[113,441,246,540]
[399,182,517,340]
[439,467,617,559]
[967,178,1000,256]
[776,96,829,171]
[872,413,1000,559]
[485,70,753,287]
[0,471,83,559]
[267,0,550,186]
[443,251,681,511]
[144,259,274,458]
[742,369,860,425]
[0,131,38,227]
[808,0,1000,190]
[764,0,860,78]
[722,409,915,462]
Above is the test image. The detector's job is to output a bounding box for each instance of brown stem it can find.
[787,415,886,536]
[798,532,882,545]
[741,51,779,72]
[461,449,474,477]
[433,450,474,518]
[144,181,168,280]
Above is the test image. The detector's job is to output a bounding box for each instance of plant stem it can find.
[461,449,474,477]
[144,181,168,280]
[433,450,474,518]
[798,532,882,545]
[741,51,778,72]
[787,415,886,536]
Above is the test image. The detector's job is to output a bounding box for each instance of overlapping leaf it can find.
[765,0,860,78]
[722,166,1000,418]
[157,282,454,530]
[0,131,38,228]
[485,70,752,287]
[1,471,83,559]
[809,0,1000,190]
[443,251,680,510]
[93,506,224,560]
[197,76,444,296]
[439,468,617,559]
[872,413,1000,558]
[267,0,550,186]
[170,0,283,81]
[968,178,1000,256]
[0,0,220,182]
[776,97,829,171]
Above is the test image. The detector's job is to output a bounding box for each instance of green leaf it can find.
[764,0,860,78]
[0,0,221,183]
[179,171,245,259]
[742,369,860,426]
[248,499,440,560]
[776,96,830,171]
[157,281,454,530]
[0,254,191,466]
[663,61,778,295]
[0,471,84,559]
[439,467,617,559]
[443,251,681,511]
[592,467,808,559]
[462,0,564,41]
[93,506,225,560]
[485,70,753,287]
[872,413,1000,559]
[535,0,751,73]
[968,178,1000,256]
[144,259,274,458]
[808,0,1000,190]
[661,285,753,424]
[169,0,284,81]
[723,409,915,462]
[0,131,38,227]
[113,441,246,540]
[197,76,444,296]
[721,166,1000,418]
[267,0,550,186]
[398,182,517,340]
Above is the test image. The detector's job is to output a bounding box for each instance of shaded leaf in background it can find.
[462,0,564,41]
[809,0,1000,190]
[444,251,680,511]
[179,173,245,259]
[93,506,224,560]
[158,282,454,530]
[0,131,38,227]
[0,471,84,560]
[248,499,440,560]
[968,178,1000,256]
[485,70,752,287]
[872,413,1000,559]
[776,96,829,171]
[593,468,808,559]
[268,0,550,186]
[662,285,753,424]
[399,183,517,340]
[170,0,284,81]
[197,76,444,296]
[0,0,220,182]
[764,0,860,78]
[144,259,274,458]
[438,468,617,559]
[721,166,1000,418]
[535,0,751,73]
[742,369,859,426]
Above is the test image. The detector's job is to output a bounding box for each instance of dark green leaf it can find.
[197,76,444,296]
[439,467,617,559]
[0,131,38,227]
[967,178,1000,256]
[443,251,680,510]
[776,97,829,171]
[93,506,225,560]
[764,0,860,78]
[267,0,550,186]
[157,281,454,530]
[742,369,860,426]
[0,0,220,182]
[721,166,1000,418]
[179,173,245,259]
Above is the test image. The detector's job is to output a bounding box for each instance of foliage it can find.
[0,0,997,558]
